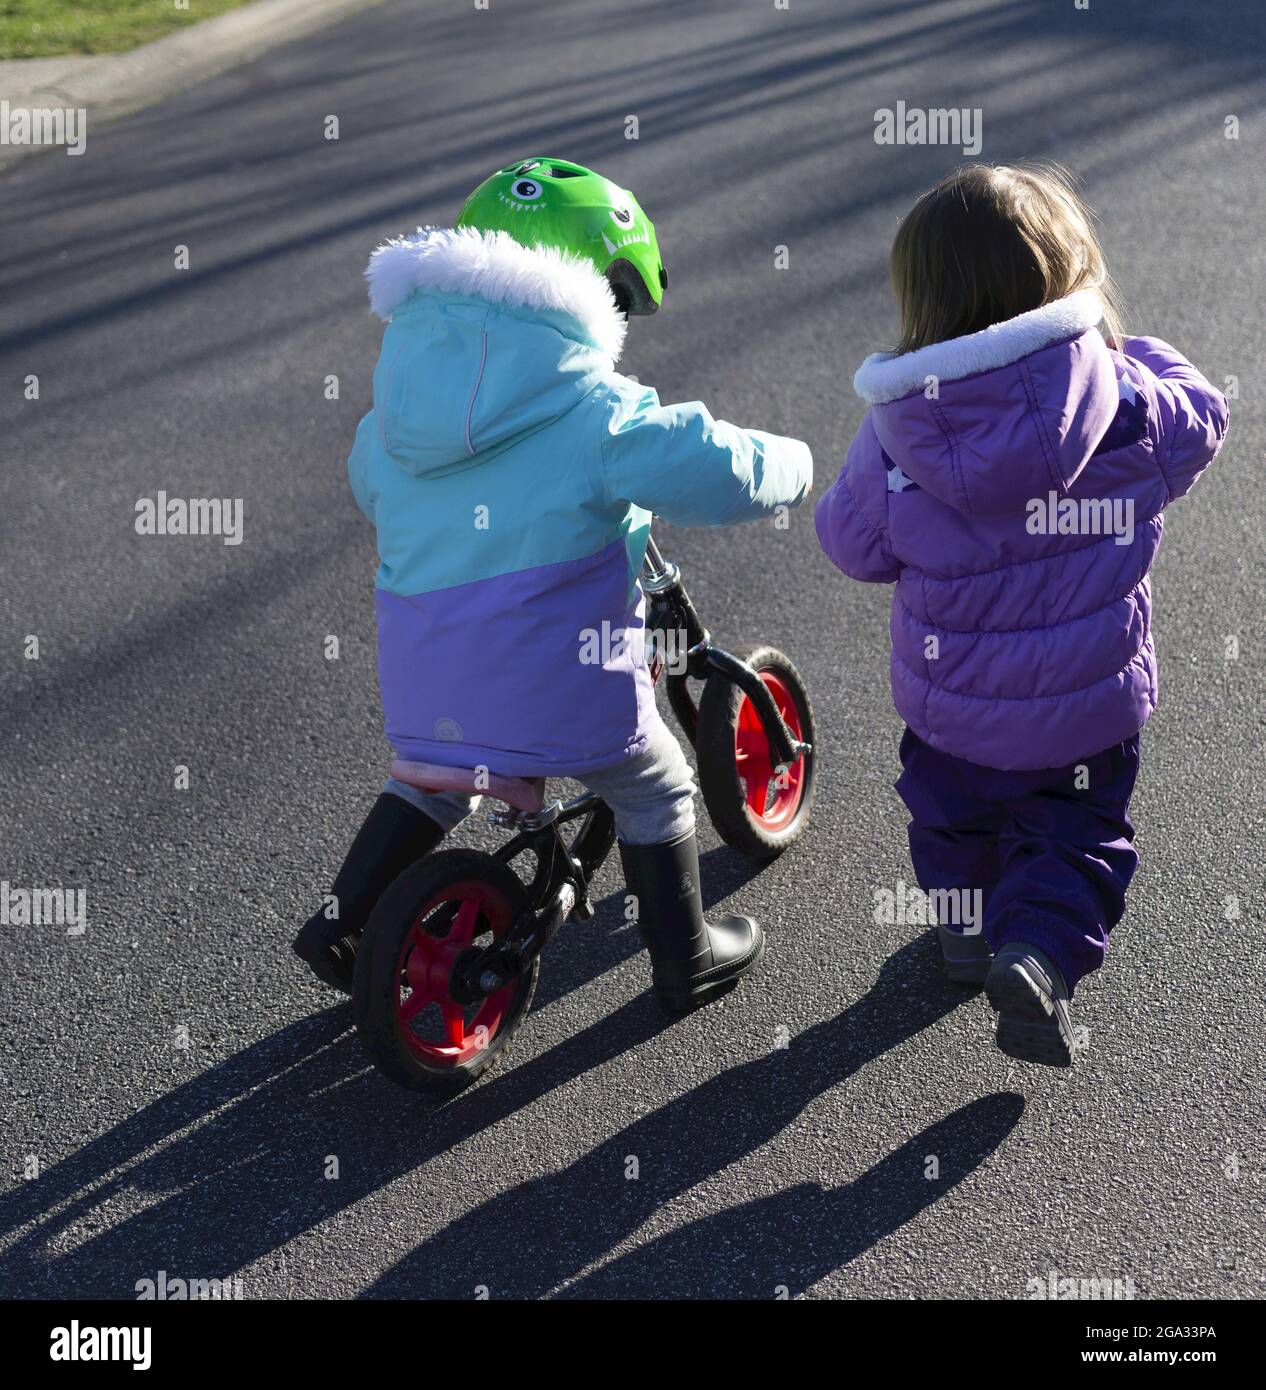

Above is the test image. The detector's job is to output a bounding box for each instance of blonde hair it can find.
[890,162,1125,355]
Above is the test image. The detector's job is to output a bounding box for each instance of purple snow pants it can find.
[895,727,1141,993]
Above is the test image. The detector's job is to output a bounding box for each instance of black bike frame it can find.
[642,533,807,769]
[455,794,611,1003]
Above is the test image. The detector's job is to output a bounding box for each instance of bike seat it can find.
[388,758,546,814]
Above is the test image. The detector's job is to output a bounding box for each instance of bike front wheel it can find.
[695,645,816,858]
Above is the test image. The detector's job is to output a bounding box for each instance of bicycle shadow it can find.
[360,934,972,1298]
[0,831,796,1297]
[0,989,668,1299]
[1,935,966,1299]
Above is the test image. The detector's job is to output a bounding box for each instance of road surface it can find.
[1,0,1263,1299]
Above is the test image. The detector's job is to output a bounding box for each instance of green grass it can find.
[0,0,258,59]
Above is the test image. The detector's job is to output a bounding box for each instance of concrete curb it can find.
[0,0,384,170]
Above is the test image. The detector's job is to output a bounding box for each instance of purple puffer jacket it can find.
[816,290,1229,771]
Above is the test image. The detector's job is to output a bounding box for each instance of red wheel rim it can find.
[393,879,518,1068]
[734,671,806,832]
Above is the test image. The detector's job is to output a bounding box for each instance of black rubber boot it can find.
[938,924,993,986]
[985,942,1076,1067]
[619,831,765,1012]
[293,794,446,994]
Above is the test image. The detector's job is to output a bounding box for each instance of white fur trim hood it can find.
[853,289,1104,405]
[365,225,627,362]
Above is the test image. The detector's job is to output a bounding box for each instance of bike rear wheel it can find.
[352,849,537,1093]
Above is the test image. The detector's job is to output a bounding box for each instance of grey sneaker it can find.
[937,924,993,985]
[985,942,1075,1067]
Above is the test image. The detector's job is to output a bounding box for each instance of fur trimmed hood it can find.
[858,290,1120,514]
[365,225,627,362]
[853,290,1103,405]
[362,226,624,478]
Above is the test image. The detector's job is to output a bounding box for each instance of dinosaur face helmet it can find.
[456,157,667,316]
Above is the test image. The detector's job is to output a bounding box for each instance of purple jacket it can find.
[816,291,1229,770]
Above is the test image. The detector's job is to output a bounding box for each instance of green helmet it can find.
[456,157,667,316]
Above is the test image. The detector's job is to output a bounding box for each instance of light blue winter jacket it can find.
[348,226,813,777]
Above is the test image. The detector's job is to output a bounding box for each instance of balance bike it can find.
[351,533,816,1092]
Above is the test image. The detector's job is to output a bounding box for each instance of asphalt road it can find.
[1,0,1263,1301]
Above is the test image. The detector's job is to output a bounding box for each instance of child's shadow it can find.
[361,934,974,1299]
[563,1091,1026,1299]
[0,994,667,1298]
[0,843,769,1296]
[2,932,969,1300]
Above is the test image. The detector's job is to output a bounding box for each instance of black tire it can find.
[696,644,816,858]
[352,849,537,1094]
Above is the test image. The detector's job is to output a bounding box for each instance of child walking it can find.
[816,163,1227,1067]
[294,158,812,1011]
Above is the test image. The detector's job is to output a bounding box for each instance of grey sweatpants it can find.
[384,715,697,846]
